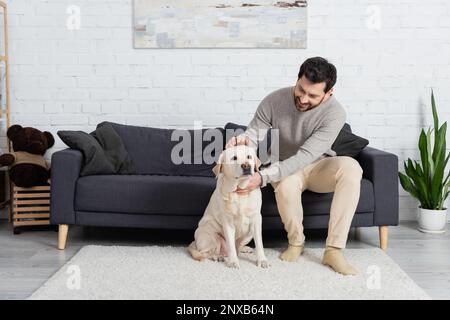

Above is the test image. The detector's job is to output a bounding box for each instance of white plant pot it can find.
[418,207,448,234]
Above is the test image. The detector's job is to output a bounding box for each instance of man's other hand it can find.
[235,172,262,195]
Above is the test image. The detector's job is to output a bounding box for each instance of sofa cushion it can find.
[75,175,374,217]
[108,122,224,177]
[75,175,216,215]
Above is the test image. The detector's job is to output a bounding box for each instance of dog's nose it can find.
[241,162,250,169]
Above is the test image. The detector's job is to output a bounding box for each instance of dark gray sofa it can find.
[51,122,399,250]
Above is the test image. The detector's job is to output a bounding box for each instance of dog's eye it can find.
[247,155,252,159]
[231,156,237,161]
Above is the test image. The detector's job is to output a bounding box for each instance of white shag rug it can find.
[29,245,430,300]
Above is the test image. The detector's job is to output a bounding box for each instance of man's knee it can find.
[337,157,363,180]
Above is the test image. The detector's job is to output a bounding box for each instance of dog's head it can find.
[212,145,261,179]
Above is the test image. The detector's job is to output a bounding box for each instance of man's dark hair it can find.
[297,57,337,92]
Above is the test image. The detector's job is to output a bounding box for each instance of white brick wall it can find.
[2,0,450,221]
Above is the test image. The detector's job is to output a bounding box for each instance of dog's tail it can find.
[187,241,208,261]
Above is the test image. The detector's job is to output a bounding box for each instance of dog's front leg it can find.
[253,215,269,268]
[223,224,240,269]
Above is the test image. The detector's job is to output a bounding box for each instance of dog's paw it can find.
[225,259,240,269]
[239,245,253,254]
[211,255,225,262]
[257,259,270,268]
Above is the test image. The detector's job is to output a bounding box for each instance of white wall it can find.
[2,0,450,221]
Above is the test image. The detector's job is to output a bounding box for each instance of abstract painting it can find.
[133,0,307,48]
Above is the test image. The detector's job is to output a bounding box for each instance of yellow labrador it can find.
[188,145,268,268]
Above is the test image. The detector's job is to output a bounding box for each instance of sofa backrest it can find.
[108,122,225,177]
[224,122,369,159]
[107,121,364,176]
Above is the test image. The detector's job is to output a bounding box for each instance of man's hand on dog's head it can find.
[225,136,249,149]
[235,172,262,194]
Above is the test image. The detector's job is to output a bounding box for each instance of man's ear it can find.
[212,152,225,177]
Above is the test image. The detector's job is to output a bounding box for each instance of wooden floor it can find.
[0,219,449,300]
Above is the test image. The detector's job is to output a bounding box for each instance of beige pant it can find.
[270,156,363,249]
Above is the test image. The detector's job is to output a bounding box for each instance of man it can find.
[225,57,363,275]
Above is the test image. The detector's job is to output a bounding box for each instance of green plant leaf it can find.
[431,89,439,146]
[443,166,450,187]
[430,124,447,207]
[399,172,420,201]
[403,160,430,207]
[431,167,444,208]
[433,123,447,163]
[419,129,429,181]
[414,160,424,177]
[438,182,450,209]
[406,159,423,186]
[426,127,435,177]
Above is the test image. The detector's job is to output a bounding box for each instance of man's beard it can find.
[294,95,326,111]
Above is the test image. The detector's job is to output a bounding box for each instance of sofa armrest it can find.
[355,146,399,226]
[50,149,83,225]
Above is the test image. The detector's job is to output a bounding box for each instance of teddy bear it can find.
[0,124,55,188]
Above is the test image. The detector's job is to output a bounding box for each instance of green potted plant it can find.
[398,90,449,233]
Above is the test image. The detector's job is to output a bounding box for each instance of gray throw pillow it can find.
[57,122,134,176]
[331,123,369,157]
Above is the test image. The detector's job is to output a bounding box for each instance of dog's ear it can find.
[252,149,262,172]
[255,155,262,172]
[212,152,225,177]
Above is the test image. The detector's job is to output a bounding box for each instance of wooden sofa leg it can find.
[379,226,388,251]
[58,224,69,250]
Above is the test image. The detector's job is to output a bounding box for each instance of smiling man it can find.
[225,57,363,275]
